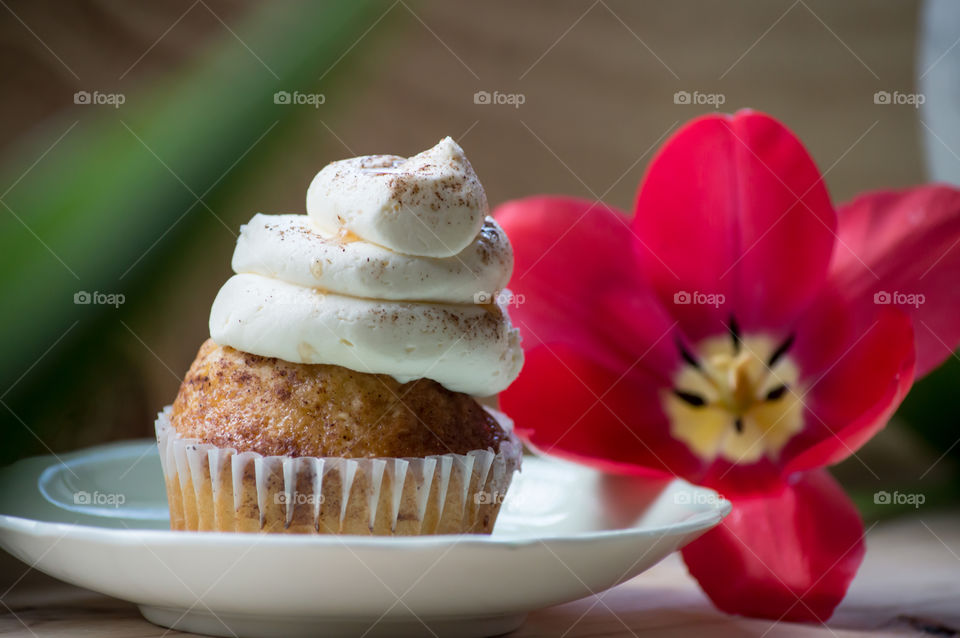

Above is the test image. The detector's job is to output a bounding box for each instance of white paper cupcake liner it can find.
[154,406,522,535]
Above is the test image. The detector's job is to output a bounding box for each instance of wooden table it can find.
[1,513,957,637]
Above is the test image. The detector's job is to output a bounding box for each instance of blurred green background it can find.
[0,0,956,519]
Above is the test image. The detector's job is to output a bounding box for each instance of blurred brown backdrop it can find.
[0,1,938,482]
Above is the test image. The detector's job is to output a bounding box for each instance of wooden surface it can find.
[1,513,958,637]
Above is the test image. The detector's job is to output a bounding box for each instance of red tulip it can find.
[495,110,960,622]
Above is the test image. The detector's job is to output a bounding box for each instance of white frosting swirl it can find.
[209,138,523,396]
[210,274,521,394]
[232,213,512,303]
[306,136,487,257]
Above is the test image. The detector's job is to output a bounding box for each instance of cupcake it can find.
[156,137,524,535]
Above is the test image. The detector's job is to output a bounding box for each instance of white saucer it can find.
[0,440,729,638]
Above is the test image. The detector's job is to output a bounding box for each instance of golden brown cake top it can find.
[170,339,510,458]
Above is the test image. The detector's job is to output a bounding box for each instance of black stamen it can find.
[768,334,796,367]
[734,417,743,433]
[729,316,742,353]
[677,339,701,370]
[766,384,788,401]
[674,390,706,407]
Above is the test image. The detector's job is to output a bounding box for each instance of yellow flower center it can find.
[663,327,804,465]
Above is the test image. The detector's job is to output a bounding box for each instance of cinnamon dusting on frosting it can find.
[212,137,523,395]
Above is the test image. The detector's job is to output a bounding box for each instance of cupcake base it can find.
[155,406,522,535]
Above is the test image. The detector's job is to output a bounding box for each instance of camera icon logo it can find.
[74,291,92,305]
[874,490,891,504]
[673,90,691,105]
[873,290,891,304]
[473,290,492,304]
[474,491,491,505]
[873,91,891,105]
[673,291,691,305]
[473,90,491,105]
[74,91,91,105]
[73,490,92,505]
[274,91,291,105]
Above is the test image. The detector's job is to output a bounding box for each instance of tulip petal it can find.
[632,110,836,341]
[783,302,915,474]
[831,184,960,377]
[495,196,678,379]
[682,470,864,622]
[500,343,703,479]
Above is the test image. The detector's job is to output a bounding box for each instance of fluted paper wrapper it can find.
[154,406,522,535]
